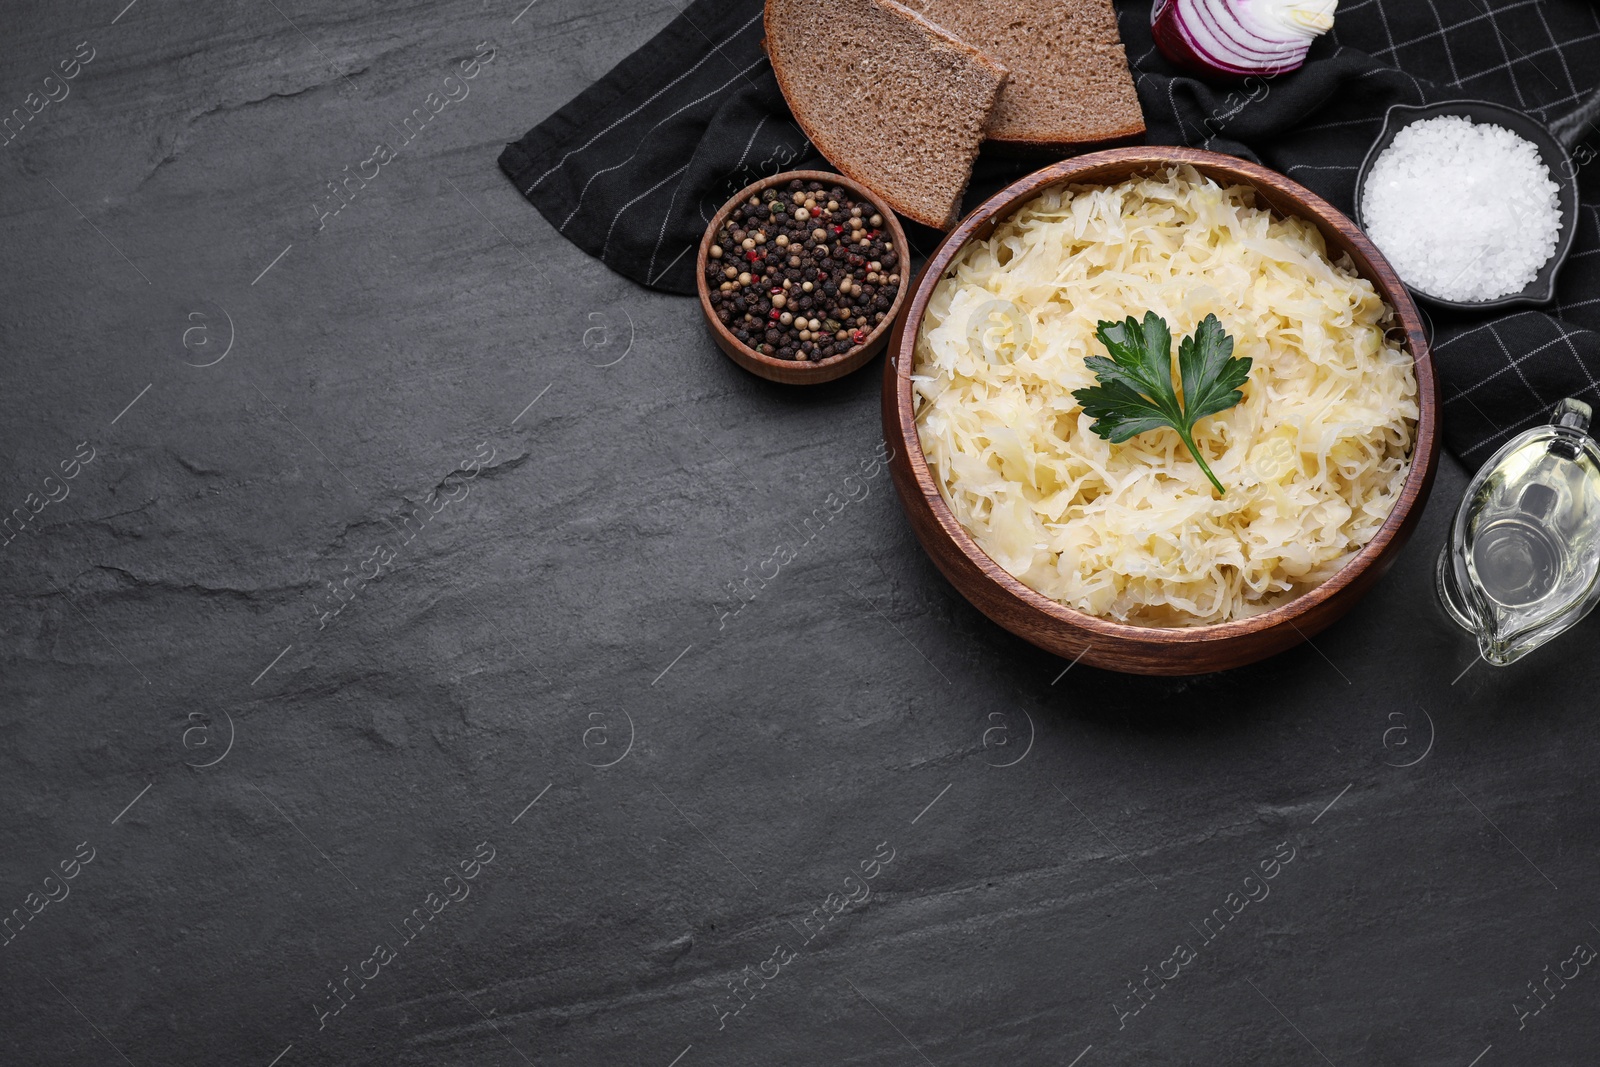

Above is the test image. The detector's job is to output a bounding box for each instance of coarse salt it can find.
[1361,115,1562,303]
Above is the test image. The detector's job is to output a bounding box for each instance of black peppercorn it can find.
[707,182,900,364]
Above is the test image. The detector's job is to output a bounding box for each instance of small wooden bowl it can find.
[882,147,1441,676]
[697,170,910,385]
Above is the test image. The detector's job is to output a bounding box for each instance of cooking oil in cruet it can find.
[1437,398,1600,664]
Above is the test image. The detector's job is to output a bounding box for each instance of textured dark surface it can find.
[1,2,1597,1067]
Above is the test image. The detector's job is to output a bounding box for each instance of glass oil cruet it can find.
[1438,398,1600,665]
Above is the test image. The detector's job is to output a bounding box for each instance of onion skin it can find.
[1153,0,1333,80]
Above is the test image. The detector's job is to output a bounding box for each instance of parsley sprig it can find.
[1071,312,1251,496]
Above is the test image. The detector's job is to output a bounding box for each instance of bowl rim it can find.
[1352,98,1579,312]
[696,169,911,378]
[886,145,1440,645]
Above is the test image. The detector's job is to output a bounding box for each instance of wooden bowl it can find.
[698,170,911,385]
[881,147,1441,676]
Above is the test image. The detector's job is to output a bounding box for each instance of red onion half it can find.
[1152,0,1336,79]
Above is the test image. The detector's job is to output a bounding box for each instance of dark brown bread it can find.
[766,0,1009,230]
[909,0,1145,147]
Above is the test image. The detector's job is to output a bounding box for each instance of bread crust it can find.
[765,0,1008,229]
[986,121,1148,152]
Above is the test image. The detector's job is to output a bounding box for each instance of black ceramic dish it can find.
[1354,96,1590,312]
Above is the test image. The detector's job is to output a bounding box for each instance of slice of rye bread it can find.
[766,0,1009,230]
[912,0,1145,147]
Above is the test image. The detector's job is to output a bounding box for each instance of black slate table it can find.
[2,2,1595,1066]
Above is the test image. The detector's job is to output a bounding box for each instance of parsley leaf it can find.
[1071,312,1252,496]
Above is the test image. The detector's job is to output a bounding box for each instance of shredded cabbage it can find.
[913,167,1417,627]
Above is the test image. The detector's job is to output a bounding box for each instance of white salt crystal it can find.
[1361,114,1562,303]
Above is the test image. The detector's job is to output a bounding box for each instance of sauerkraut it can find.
[913,167,1417,627]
